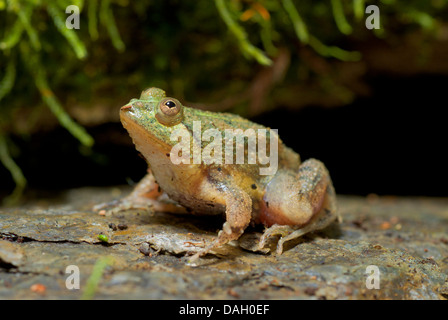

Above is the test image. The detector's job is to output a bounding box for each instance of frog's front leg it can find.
[93,169,186,214]
[258,158,338,254]
[189,184,252,263]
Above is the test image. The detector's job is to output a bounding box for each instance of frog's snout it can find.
[121,104,132,110]
[122,100,145,111]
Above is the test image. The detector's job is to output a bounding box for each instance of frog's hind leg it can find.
[93,169,186,214]
[259,190,337,255]
[258,158,338,255]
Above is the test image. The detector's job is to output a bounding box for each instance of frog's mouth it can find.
[121,104,132,111]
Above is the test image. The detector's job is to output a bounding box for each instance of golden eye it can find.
[155,97,183,126]
[160,99,181,116]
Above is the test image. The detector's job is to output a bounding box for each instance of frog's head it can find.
[121,87,184,127]
[120,87,186,155]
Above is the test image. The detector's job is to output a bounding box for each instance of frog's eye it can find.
[155,97,183,126]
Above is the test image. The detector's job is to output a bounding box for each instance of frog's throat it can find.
[120,112,172,158]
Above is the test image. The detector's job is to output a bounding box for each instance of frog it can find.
[95,87,338,262]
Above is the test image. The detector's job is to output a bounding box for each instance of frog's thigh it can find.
[259,158,337,254]
[262,187,337,255]
[189,186,252,262]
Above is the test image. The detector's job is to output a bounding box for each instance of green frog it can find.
[96,88,338,262]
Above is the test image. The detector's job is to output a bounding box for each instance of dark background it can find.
[1,73,446,198]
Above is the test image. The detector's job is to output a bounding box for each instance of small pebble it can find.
[108,223,117,231]
[30,283,46,294]
[380,221,391,230]
[118,224,128,230]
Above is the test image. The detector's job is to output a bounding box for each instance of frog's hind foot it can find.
[258,225,292,255]
[259,185,339,255]
[257,224,317,255]
[259,159,339,255]
[258,205,339,255]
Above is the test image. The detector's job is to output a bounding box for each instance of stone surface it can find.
[0,187,447,300]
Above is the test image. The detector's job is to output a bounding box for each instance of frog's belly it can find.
[170,191,226,216]
[152,164,226,216]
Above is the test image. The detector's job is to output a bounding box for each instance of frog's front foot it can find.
[187,221,245,264]
[93,196,154,214]
[93,171,187,215]
[93,190,187,215]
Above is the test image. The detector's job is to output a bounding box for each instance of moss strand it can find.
[281,0,309,44]
[331,0,353,35]
[100,0,125,52]
[0,57,16,102]
[21,45,94,147]
[215,0,272,66]
[47,3,88,60]
[0,133,27,205]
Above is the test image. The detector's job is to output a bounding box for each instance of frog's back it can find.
[184,108,268,131]
[183,107,300,171]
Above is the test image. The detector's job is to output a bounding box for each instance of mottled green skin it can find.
[126,88,277,163]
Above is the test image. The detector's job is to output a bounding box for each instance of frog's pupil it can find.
[165,100,176,108]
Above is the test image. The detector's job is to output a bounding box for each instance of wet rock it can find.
[0,188,447,299]
[0,240,25,267]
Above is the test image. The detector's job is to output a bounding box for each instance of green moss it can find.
[97,234,109,242]
[215,0,272,66]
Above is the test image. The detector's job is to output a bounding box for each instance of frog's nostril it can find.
[121,105,132,110]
